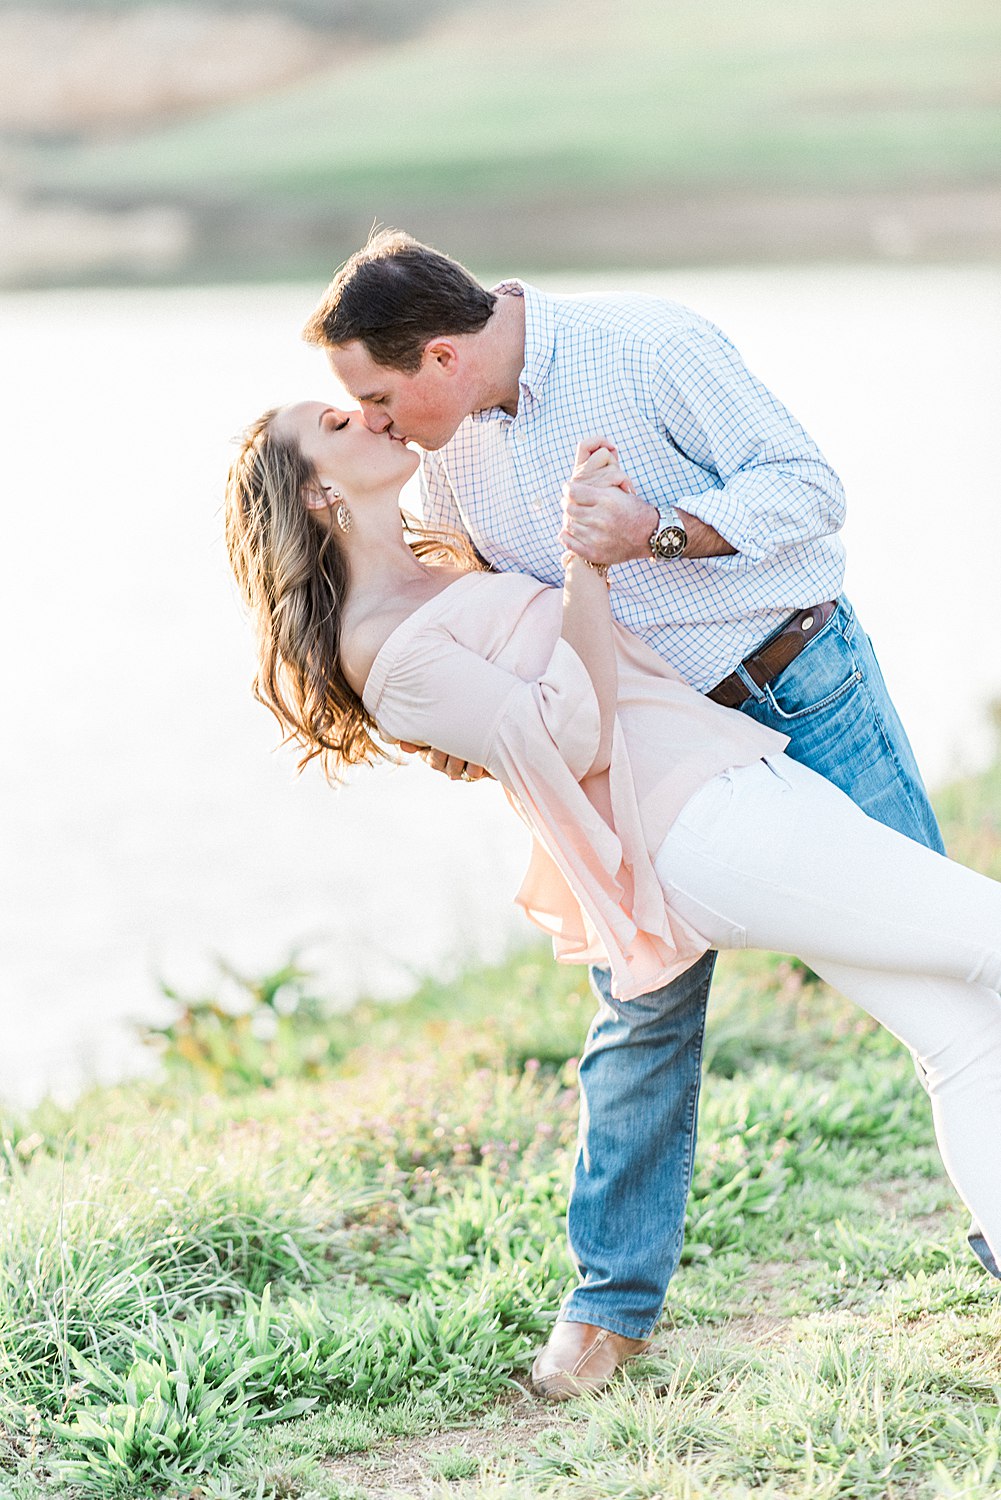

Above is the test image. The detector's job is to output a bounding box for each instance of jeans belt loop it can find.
[732,662,768,704]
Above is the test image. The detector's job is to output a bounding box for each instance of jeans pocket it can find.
[671,769,737,842]
[763,604,863,722]
[662,882,748,952]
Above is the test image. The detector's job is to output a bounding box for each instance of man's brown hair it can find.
[302,229,497,374]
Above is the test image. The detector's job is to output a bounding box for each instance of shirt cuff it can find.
[679,484,770,562]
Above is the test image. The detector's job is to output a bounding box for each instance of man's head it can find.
[302,230,498,450]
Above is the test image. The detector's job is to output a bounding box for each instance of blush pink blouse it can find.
[363,571,788,1000]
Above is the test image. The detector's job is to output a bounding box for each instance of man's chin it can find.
[414,424,462,453]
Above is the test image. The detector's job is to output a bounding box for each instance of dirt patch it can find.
[314,1307,821,1496]
[648,1311,795,1374]
[729,1258,794,1314]
[871,1179,955,1238]
[320,1386,583,1498]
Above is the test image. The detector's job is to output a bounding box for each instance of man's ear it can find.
[423,338,460,373]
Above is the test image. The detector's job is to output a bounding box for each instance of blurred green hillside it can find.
[3,0,1000,285]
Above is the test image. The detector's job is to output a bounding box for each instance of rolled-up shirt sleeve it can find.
[638,326,846,562]
[365,628,602,783]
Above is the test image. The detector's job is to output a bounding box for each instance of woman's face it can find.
[277,401,419,500]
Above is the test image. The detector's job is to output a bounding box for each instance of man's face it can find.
[327,340,470,452]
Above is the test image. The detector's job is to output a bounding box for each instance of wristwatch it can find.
[648,502,688,561]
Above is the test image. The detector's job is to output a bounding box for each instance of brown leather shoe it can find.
[530,1319,650,1401]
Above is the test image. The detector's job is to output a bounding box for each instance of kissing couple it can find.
[226,230,1001,1400]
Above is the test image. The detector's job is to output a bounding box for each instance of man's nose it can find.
[362,405,391,433]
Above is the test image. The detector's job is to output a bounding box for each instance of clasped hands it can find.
[559,436,655,566]
[399,437,647,783]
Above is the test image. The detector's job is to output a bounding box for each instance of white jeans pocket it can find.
[670,768,738,843]
[658,878,748,952]
[655,777,749,952]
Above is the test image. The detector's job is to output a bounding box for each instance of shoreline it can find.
[3,183,1000,291]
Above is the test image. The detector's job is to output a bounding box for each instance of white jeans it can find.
[655,753,1001,1266]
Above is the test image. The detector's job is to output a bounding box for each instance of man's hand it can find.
[560,437,737,564]
[395,740,491,782]
[560,439,660,566]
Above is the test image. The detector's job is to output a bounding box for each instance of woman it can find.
[225,401,1001,1268]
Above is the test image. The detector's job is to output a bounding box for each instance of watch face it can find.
[652,525,687,560]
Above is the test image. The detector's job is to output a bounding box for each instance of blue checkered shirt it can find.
[420,281,846,692]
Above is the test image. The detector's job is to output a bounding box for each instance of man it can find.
[302,230,996,1399]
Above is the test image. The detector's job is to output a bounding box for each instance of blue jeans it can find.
[563,597,996,1339]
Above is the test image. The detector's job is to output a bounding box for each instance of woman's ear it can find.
[304,483,333,513]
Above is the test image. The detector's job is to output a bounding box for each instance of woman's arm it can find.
[401,441,627,785]
[558,442,626,776]
[559,555,616,776]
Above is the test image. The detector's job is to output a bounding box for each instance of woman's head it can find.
[224,402,415,778]
[272,400,420,507]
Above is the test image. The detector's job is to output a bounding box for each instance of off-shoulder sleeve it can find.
[366,618,713,1002]
[366,626,603,783]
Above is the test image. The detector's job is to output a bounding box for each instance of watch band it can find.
[649,503,688,561]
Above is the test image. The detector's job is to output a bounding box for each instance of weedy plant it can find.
[50,1337,252,1496]
[140,959,345,1093]
[0,752,999,1497]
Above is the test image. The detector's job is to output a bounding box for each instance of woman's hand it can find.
[560,437,661,566]
[570,438,632,487]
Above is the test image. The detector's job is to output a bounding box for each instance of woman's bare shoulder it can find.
[341,568,484,700]
[339,608,402,700]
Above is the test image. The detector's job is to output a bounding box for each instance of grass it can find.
[0,752,999,1498]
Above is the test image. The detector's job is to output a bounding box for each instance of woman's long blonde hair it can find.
[224,408,479,780]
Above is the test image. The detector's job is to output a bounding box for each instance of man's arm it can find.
[564,321,844,569]
[562,471,735,566]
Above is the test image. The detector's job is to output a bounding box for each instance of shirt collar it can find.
[471,279,555,424]
[508,279,555,402]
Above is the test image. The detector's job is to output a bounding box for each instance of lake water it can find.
[2,266,999,1109]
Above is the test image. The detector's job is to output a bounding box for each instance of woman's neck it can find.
[337,516,467,698]
[349,527,437,589]
[342,508,464,621]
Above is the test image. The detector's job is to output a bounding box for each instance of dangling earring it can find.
[331,490,353,535]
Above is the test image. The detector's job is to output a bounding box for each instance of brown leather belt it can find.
[707,601,837,709]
